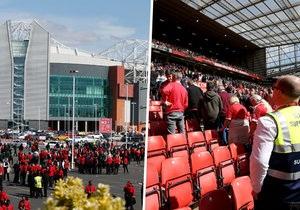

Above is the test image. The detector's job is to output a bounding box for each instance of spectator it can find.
[225,96,250,145]
[85,180,96,198]
[124,181,136,210]
[161,71,188,134]
[250,75,300,210]
[201,81,223,130]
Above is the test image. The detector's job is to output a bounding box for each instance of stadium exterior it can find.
[0,20,140,132]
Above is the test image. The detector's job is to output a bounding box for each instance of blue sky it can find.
[0,0,151,52]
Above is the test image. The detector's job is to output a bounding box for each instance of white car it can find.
[46,141,66,149]
[11,140,27,148]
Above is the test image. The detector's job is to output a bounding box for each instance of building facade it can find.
[0,20,139,132]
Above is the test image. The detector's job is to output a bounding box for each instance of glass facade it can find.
[266,43,300,76]
[49,75,110,119]
[11,40,28,126]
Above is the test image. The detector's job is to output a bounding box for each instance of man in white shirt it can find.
[250,75,300,210]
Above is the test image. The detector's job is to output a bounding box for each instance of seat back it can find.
[212,146,232,166]
[150,100,162,106]
[187,131,206,152]
[148,136,166,153]
[167,133,189,158]
[161,157,193,209]
[212,146,235,186]
[231,176,254,210]
[147,136,167,173]
[229,143,249,176]
[190,151,214,174]
[204,130,219,151]
[191,151,218,196]
[199,189,232,210]
[146,163,161,210]
[149,105,163,121]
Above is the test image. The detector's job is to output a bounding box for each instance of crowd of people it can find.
[0,138,144,209]
[150,54,300,209]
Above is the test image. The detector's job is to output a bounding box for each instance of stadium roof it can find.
[181,0,300,48]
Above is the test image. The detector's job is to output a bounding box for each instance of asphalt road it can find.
[3,161,144,210]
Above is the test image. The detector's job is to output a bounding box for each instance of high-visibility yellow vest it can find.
[34,176,42,189]
[267,106,300,180]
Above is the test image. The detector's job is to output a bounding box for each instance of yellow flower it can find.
[44,177,125,210]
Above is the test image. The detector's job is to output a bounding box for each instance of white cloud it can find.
[0,11,137,52]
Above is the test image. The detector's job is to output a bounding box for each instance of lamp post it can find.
[94,104,97,134]
[125,83,128,149]
[131,102,136,133]
[70,70,79,170]
[38,106,41,131]
[63,105,66,132]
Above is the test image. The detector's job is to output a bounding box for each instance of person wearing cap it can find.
[123,181,135,210]
[250,75,300,210]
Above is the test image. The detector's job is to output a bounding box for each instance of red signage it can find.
[99,118,112,133]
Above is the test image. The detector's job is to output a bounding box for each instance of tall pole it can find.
[131,102,136,133]
[38,106,41,131]
[64,105,66,132]
[94,104,97,134]
[70,70,78,170]
[72,75,75,169]
[125,83,128,149]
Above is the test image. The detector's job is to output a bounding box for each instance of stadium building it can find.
[0,20,143,131]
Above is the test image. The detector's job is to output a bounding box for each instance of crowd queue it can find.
[0,139,144,210]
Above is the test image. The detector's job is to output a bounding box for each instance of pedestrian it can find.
[123,181,136,210]
[161,71,188,134]
[0,163,3,189]
[34,172,43,198]
[85,180,96,198]
[123,157,129,174]
[250,75,300,210]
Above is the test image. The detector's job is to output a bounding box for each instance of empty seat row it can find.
[146,157,254,210]
[148,133,249,178]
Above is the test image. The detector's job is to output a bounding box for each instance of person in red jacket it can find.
[18,197,31,210]
[161,71,188,134]
[85,180,96,198]
[106,155,112,174]
[113,155,121,174]
[123,157,129,174]
[124,181,136,210]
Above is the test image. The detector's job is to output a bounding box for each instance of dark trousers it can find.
[123,164,129,173]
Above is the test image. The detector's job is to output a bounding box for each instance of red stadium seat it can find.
[187,131,207,153]
[161,157,194,209]
[190,151,218,196]
[229,143,250,176]
[185,118,200,132]
[212,146,235,187]
[149,105,163,121]
[231,176,254,210]
[198,189,232,210]
[204,130,220,151]
[149,121,168,136]
[167,133,189,158]
[147,136,167,173]
[146,163,161,210]
[150,100,162,106]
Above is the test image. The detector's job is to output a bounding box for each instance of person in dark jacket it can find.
[201,81,223,130]
[186,75,204,122]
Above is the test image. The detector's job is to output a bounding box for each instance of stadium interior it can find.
[147,0,300,210]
